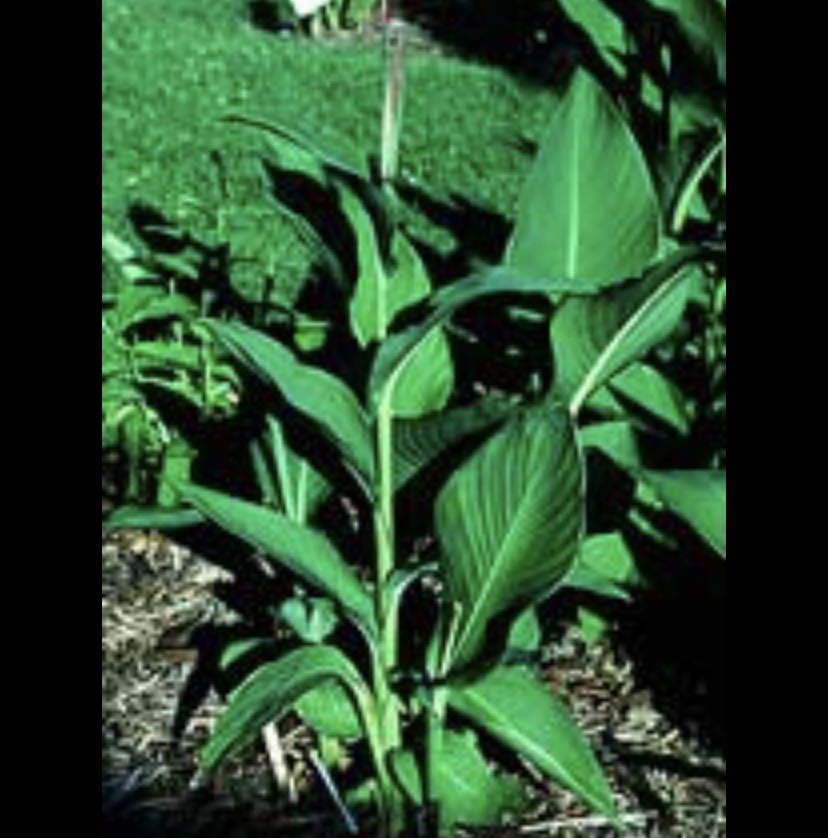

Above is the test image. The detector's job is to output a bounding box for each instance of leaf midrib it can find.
[448,447,550,670]
[569,263,692,415]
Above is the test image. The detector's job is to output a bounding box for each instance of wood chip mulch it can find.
[102,527,725,838]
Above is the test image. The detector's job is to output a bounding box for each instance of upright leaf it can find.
[551,248,701,414]
[344,188,453,418]
[179,482,377,638]
[201,645,369,773]
[643,469,726,556]
[507,71,661,286]
[208,319,375,485]
[435,405,584,675]
[386,236,454,417]
[448,665,616,818]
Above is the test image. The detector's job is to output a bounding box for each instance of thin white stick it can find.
[520,811,650,834]
[262,722,297,804]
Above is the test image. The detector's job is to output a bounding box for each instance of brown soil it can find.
[102,527,725,838]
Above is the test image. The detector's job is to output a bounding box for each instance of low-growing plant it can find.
[102,229,242,505]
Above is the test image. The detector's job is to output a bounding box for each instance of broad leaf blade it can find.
[179,482,376,637]
[295,679,364,741]
[369,266,593,412]
[393,397,514,491]
[201,645,367,773]
[448,665,615,818]
[552,248,701,414]
[390,731,527,829]
[386,236,454,417]
[344,189,453,417]
[507,70,661,286]
[643,469,726,556]
[435,405,584,675]
[209,320,375,484]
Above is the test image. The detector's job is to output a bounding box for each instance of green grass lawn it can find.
[102,0,552,296]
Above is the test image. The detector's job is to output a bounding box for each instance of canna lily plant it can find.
[108,8,725,827]
[166,90,620,834]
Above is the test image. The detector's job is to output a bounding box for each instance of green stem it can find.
[424,685,449,831]
[371,387,404,834]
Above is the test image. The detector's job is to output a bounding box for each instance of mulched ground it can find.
[102,525,725,838]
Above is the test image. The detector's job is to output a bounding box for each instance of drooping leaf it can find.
[223,114,367,181]
[507,70,661,286]
[208,319,375,486]
[642,469,726,556]
[201,645,368,773]
[369,267,594,412]
[178,482,376,638]
[435,405,584,675]
[448,665,616,818]
[551,248,701,414]
[390,730,527,831]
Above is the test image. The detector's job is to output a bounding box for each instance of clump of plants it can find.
[103,1,725,835]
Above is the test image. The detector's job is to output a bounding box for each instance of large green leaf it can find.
[390,730,527,832]
[393,397,514,491]
[178,482,377,638]
[448,665,616,818]
[507,70,661,286]
[435,405,584,675]
[551,248,701,414]
[344,188,453,418]
[208,319,375,485]
[201,645,368,773]
[643,469,726,556]
[368,267,594,412]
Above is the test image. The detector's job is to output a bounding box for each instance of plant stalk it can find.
[371,387,404,835]
[380,15,407,185]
